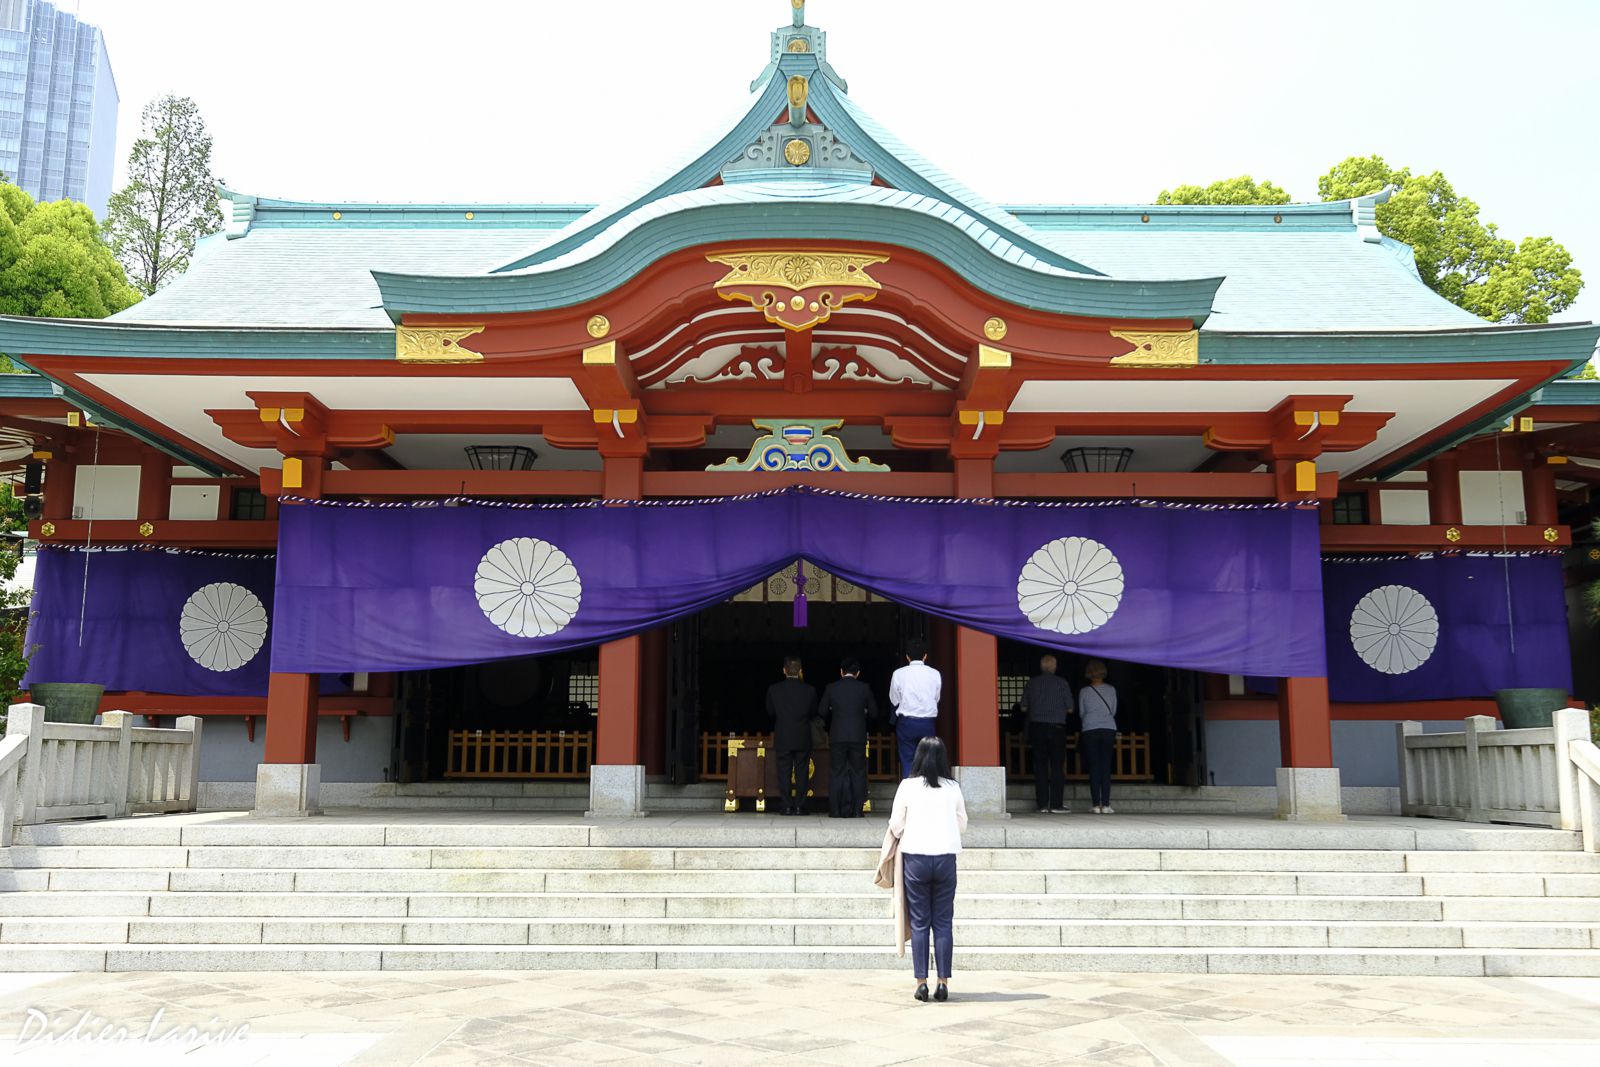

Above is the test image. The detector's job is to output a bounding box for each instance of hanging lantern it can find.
[1061,446,1134,473]
[464,446,538,471]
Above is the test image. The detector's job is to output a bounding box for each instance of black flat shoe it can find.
[914,984,930,1003]
[934,984,949,1002]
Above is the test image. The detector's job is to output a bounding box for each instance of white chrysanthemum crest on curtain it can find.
[179,582,269,672]
[474,537,584,638]
[1350,584,1439,675]
[1017,537,1125,636]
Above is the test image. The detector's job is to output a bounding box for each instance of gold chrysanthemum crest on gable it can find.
[395,325,487,364]
[706,250,889,331]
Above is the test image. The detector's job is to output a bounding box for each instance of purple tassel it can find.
[793,559,808,628]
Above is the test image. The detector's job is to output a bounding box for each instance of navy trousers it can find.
[896,716,939,779]
[903,852,957,981]
[1082,728,1116,808]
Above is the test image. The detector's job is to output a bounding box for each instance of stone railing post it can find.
[1553,707,1591,833]
[175,715,203,812]
[102,710,134,819]
[1396,721,1421,815]
[7,703,44,827]
[1463,715,1495,824]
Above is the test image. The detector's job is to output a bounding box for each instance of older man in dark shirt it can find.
[1021,654,1075,814]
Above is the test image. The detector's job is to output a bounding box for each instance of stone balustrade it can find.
[0,702,202,846]
[1398,709,1591,831]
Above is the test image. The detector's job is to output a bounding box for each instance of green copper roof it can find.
[374,181,1224,323]
[0,370,58,398]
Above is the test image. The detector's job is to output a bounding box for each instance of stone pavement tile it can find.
[594,1027,702,1055]
[660,1041,800,1067]
[927,1017,1044,1044]
[798,1039,924,1067]
[1084,1046,1166,1067]
[929,1042,1059,1067]
[859,1027,987,1057]
[738,1027,851,1055]
[1001,1028,1127,1059]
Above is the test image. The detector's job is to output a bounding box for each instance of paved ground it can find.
[0,970,1597,1066]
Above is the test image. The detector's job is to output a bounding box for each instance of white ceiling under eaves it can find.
[1009,378,1516,476]
[80,374,588,472]
[77,372,1511,479]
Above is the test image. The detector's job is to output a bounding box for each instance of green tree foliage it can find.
[0,187,139,316]
[1319,155,1582,324]
[0,184,138,319]
[0,483,32,709]
[1155,176,1290,206]
[1158,157,1584,325]
[105,95,222,295]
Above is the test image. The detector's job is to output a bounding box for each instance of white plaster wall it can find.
[1378,490,1430,525]
[1460,470,1526,525]
[70,464,139,520]
[170,484,220,520]
[198,715,393,783]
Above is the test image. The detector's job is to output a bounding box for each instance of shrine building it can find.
[1,3,1597,820]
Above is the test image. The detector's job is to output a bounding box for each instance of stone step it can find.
[12,817,1583,852]
[6,842,1598,878]
[0,943,1596,976]
[4,888,1592,923]
[0,915,1593,950]
[8,862,1593,898]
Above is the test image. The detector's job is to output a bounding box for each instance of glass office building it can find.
[0,0,117,217]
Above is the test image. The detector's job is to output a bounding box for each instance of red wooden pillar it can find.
[596,447,645,770]
[137,450,171,522]
[42,452,75,521]
[1277,676,1333,768]
[264,672,319,764]
[1428,451,1462,526]
[951,443,1000,768]
[638,626,669,776]
[1523,459,1558,527]
[263,447,321,778]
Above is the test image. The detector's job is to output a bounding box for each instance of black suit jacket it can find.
[766,677,819,752]
[818,677,879,744]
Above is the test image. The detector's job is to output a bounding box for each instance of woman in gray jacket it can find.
[1078,659,1118,814]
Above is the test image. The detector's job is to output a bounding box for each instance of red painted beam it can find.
[86,694,395,717]
[642,471,956,497]
[1205,698,1501,722]
[273,468,605,498]
[1319,523,1569,550]
[992,471,1338,500]
[30,519,278,548]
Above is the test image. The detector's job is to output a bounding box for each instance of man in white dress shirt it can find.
[889,638,942,779]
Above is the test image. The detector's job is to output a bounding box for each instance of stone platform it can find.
[0,810,1596,976]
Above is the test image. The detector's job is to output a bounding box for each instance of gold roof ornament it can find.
[983,317,1008,342]
[783,138,811,166]
[707,250,888,331]
[1109,329,1199,367]
[586,315,611,339]
[395,325,486,364]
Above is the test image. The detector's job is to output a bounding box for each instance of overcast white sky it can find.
[70,0,1600,324]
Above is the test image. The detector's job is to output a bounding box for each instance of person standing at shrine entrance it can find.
[1021,654,1074,814]
[890,639,941,779]
[818,657,879,818]
[766,656,818,816]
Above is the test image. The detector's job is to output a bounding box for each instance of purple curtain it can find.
[1320,554,1572,702]
[25,548,278,697]
[271,491,1326,678]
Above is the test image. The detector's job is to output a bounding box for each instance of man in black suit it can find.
[765,655,818,816]
[818,657,879,818]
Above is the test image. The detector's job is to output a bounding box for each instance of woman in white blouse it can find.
[888,735,968,1002]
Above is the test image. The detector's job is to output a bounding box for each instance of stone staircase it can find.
[378,780,1286,815]
[1,812,1598,976]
